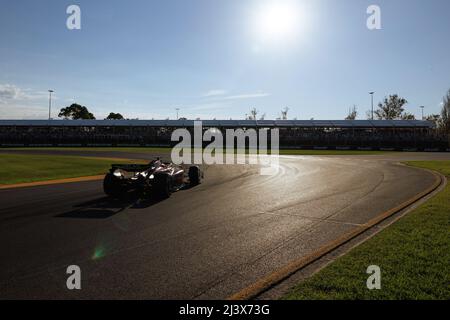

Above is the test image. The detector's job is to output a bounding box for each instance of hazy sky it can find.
[1,0,449,120]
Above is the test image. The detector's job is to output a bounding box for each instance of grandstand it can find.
[0,119,448,151]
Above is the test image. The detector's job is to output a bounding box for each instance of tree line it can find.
[58,104,124,120]
[57,88,450,134]
[343,89,450,133]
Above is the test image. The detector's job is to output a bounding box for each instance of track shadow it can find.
[177,182,200,191]
[55,192,164,219]
[56,209,119,219]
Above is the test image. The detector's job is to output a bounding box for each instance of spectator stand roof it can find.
[0,119,435,128]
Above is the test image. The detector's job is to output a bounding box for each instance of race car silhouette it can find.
[103,158,202,198]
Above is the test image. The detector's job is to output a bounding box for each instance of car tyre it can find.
[103,173,125,198]
[188,166,201,186]
[154,173,172,198]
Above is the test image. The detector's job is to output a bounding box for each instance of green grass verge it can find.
[404,161,450,177]
[2,147,389,156]
[2,147,172,154]
[0,153,143,185]
[283,160,450,300]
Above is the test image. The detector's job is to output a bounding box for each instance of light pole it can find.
[420,106,425,120]
[176,108,180,120]
[48,90,54,120]
[369,92,375,120]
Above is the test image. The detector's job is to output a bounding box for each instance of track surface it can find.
[0,151,447,299]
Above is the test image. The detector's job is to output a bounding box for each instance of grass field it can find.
[2,147,390,156]
[2,147,173,154]
[0,148,390,185]
[284,160,450,300]
[0,153,144,185]
[405,161,450,177]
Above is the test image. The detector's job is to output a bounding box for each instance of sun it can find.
[252,1,303,44]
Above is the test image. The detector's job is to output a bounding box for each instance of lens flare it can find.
[92,246,106,260]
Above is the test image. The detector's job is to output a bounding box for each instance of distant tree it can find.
[345,105,358,120]
[426,114,442,130]
[374,94,408,120]
[259,113,266,120]
[441,89,450,133]
[105,112,124,120]
[401,112,416,120]
[281,107,289,120]
[246,108,259,120]
[58,103,95,120]
[250,108,258,120]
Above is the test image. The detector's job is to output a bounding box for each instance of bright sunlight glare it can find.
[252,1,304,44]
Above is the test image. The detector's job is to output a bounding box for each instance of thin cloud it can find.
[203,89,227,97]
[203,90,271,101]
[0,84,48,103]
[0,84,25,100]
[221,92,271,100]
[0,103,47,119]
[0,84,53,119]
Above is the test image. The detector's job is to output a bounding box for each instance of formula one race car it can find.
[103,158,202,199]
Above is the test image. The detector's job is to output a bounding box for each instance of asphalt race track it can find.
[0,151,448,299]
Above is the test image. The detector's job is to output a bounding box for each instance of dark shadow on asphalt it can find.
[55,192,164,219]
